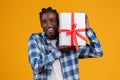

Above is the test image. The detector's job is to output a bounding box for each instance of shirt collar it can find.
[42,32,59,44]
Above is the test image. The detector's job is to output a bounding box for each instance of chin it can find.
[48,34,58,39]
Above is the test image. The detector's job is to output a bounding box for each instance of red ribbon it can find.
[59,13,87,51]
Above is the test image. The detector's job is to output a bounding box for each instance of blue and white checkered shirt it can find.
[28,29,103,80]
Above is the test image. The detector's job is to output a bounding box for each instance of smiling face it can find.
[40,12,59,39]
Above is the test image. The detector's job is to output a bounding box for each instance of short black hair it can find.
[39,7,59,24]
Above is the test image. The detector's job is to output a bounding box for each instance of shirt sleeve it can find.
[28,34,62,74]
[78,29,103,58]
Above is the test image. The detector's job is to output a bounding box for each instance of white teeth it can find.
[48,28,53,30]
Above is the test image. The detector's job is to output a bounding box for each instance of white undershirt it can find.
[48,40,63,80]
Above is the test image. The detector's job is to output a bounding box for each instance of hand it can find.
[59,46,75,53]
[85,14,91,29]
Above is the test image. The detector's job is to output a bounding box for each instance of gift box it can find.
[59,12,87,51]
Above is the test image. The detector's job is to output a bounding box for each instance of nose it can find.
[47,21,53,28]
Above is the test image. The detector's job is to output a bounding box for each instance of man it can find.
[28,7,103,80]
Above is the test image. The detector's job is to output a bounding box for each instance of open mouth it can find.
[48,28,54,33]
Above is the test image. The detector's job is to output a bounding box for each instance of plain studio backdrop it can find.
[0,0,120,80]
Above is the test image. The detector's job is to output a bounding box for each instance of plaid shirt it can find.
[28,29,103,80]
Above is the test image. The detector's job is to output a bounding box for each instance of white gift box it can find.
[59,12,87,47]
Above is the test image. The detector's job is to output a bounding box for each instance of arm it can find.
[28,34,62,74]
[78,14,103,58]
[78,29,103,58]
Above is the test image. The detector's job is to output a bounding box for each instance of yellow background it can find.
[0,0,120,80]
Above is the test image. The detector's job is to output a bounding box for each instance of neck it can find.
[48,35,58,40]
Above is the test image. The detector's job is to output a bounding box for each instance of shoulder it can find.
[29,32,43,40]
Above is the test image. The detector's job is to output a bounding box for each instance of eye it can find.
[50,18,56,23]
[41,20,47,27]
[41,20,46,24]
